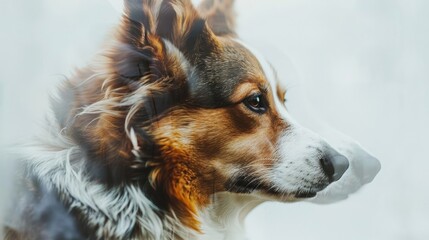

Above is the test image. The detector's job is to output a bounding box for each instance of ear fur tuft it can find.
[122,0,219,58]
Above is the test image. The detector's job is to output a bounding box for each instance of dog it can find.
[3,0,381,239]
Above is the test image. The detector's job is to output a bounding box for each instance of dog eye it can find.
[244,94,268,114]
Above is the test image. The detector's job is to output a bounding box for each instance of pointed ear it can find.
[109,0,220,80]
[121,0,219,60]
[197,0,236,36]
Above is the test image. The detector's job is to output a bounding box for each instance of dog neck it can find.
[199,193,264,240]
[23,114,265,240]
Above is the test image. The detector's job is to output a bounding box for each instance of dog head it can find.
[70,0,349,231]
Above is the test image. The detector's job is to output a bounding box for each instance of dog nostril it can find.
[320,157,335,180]
[320,151,349,182]
[330,154,349,182]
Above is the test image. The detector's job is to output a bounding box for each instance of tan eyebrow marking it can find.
[260,85,269,94]
[229,80,270,103]
[229,82,258,103]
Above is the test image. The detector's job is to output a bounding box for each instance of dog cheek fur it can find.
[148,115,214,232]
[146,106,285,229]
[146,110,244,229]
[147,133,198,230]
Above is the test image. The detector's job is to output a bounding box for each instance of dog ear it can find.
[120,0,219,62]
[197,0,236,36]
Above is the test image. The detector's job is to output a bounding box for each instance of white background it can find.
[1,0,428,239]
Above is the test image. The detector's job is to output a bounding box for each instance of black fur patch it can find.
[225,173,264,194]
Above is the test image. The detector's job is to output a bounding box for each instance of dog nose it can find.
[320,147,349,182]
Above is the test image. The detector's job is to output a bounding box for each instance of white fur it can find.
[24,112,196,240]
[199,193,263,240]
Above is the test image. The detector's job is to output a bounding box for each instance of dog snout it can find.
[320,147,349,182]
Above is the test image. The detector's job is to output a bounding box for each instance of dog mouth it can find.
[225,174,327,199]
[264,188,319,199]
[263,182,328,199]
[293,191,317,198]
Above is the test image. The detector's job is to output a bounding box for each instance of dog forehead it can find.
[233,40,277,92]
[187,39,267,107]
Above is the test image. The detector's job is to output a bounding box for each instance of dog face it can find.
[149,38,345,198]
[70,0,348,231]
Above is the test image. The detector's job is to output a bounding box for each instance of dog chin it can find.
[253,185,328,202]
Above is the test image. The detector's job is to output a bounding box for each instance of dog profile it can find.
[3,0,384,239]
